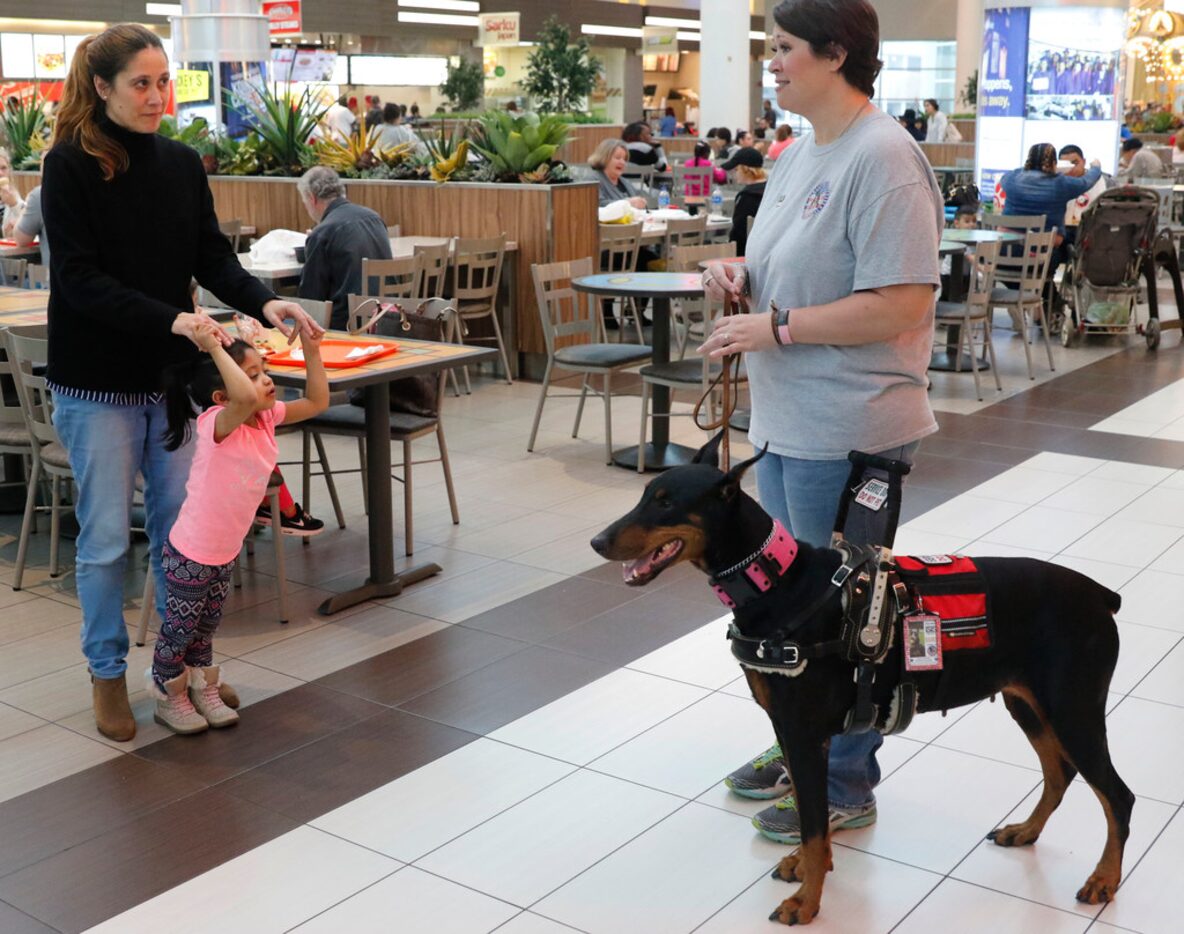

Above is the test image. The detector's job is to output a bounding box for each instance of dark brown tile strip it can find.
[0,789,299,934]
[461,576,641,643]
[217,709,478,824]
[0,899,59,934]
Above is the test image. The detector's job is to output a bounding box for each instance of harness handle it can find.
[832,450,912,550]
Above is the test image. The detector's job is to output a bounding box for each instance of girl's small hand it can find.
[262,299,327,345]
[300,329,324,355]
[172,311,231,350]
[698,311,777,359]
[702,261,746,305]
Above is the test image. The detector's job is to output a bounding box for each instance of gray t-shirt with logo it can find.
[743,108,943,460]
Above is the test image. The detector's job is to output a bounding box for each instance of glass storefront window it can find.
[876,40,957,116]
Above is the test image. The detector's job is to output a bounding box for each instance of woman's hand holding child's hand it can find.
[172,311,232,350]
[192,319,224,354]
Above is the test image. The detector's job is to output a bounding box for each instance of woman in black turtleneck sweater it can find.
[40,24,323,742]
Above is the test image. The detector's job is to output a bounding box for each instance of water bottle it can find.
[710,187,723,216]
[658,186,670,210]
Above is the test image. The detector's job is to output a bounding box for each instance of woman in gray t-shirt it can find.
[698,0,943,850]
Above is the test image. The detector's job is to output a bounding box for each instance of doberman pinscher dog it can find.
[591,434,1133,926]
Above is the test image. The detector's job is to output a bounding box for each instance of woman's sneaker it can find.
[753,793,877,845]
[146,668,208,735]
[724,744,792,799]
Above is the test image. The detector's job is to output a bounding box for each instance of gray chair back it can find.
[361,255,422,301]
[27,263,49,290]
[453,235,506,308]
[531,257,600,355]
[218,218,243,252]
[4,326,56,448]
[982,213,1046,234]
[598,222,643,274]
[667,241,737,273]
[0,257,28,288]
[413,241,450,298]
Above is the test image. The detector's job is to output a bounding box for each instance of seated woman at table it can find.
[1000,142,1101,318]
[0,146,27,239]
[622,122,669,172]
[722,147,767,255]
[589,138,648,210]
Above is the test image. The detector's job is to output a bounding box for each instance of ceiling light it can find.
[677,32,702,43]
[396,0,480,11]
[145,3,181,15]
[750,31,766,41]
[396,11,479,27]
[581,25,644,38]
[645,16,699,29]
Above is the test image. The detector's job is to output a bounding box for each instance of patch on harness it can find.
[854,478,889,512]
[896,555,992,653]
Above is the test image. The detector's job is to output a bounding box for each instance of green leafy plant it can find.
[315,114,415,177]
[231,83,328,175]
[959,70,978,111]
[520,17,602,114]
[469,110,569,183]
[1,94,47,168]
[214,134,262,176]
[416,123,473,182]
[440,58,484,112]
[1150,110,1182,133]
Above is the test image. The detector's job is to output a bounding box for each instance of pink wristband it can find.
[776,307,794,345]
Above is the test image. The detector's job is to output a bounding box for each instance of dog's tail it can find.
[1104,588,1121,615]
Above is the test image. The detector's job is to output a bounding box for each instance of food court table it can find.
[572,272,705,471]
[265,332,496,614]
[0,241,40,263]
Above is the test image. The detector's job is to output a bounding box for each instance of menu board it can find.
[270,48,338,83]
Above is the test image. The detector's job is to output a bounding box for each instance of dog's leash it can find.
[691,290,744,471]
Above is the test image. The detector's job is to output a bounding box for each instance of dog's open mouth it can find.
[623,539,684,585]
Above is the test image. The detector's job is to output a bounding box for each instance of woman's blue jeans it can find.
[53,395,194,681]
[753,442,918,808]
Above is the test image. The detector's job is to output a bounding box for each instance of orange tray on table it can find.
[267,338,399,369]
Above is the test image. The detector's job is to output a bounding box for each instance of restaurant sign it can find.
[641,26,678,55]
[174,69,210,104]
[478,12,520,47]
[262,1,303,37]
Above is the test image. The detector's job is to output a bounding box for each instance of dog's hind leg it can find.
[1047,703,1135,905]
[988,687,1076,848]
[769,735,833,926]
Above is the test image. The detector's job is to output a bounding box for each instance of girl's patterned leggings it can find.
[151,540,236,690]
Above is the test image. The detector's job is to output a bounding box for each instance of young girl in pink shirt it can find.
[148,321,328,733]
[685,141,727,197]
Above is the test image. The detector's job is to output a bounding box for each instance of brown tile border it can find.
[0,899,58,934]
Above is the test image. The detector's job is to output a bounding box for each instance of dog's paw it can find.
[987,822,1040,847]
[769,895,819,926]
[1076,871,1118,904]
[771,854,804,883]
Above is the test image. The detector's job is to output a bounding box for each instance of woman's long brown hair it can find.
[52,24,164,181]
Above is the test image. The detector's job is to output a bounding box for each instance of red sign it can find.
[262,1,302,36]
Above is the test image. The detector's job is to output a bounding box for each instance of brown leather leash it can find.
[691,292,744,471]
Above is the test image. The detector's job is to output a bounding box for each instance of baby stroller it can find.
[1060,187,1181,348]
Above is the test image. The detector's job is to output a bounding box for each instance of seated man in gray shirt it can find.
[14,184,49,269]
[296,166,393,329]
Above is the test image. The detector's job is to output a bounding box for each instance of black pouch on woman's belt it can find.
[347,301,447,419]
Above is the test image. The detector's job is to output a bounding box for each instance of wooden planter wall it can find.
[204,176,598,357]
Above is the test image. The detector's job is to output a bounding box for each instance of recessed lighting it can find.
[145,3,181,15]
[644,16,699,29]
[396,0,480,11]
[396,11,479,26]
[581,25,644,38]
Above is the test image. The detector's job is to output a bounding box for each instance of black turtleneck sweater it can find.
[40,119,276,396]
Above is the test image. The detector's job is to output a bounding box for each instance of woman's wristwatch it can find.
[770,302,793,346]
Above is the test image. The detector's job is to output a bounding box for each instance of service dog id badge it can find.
[854,478,889,512]
[903,613,943,671]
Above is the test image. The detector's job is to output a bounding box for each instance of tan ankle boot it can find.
[147,668,208,735]
[188,666,239,728]
[91,673,136,741]
[218,681,240,709]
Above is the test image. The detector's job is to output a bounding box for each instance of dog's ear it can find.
[691,430,726,468]
[718,444,768,501]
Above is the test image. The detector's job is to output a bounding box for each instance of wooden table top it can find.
[0,287,49,326]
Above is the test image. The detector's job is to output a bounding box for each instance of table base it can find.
[318,561,442,615]
[612,442,698,472]
[930,350,990,372]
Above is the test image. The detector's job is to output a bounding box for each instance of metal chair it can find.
[26,263,48,290]
[981,213,1046,235]
[527,258,652,464]
[3,326,72,591]
[990,230,1057,379]
[597,222,646,342]
[453,234,512,387]
[360,255,422,311]
[218,218,244,253]
[666,241,738,357]
[0,257,28,288]
[412,241,462,396]
[934,241,1002,401]
[672,164,715,210]
[0,328,37,523]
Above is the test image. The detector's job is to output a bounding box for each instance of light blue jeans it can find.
[754,441,919,809]
[53,395,194,680]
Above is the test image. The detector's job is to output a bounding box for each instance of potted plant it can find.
[520,17,602,114]
[232,83,328,176]
[469,111,570,183]
[0,95,47,169]
[440,59,484,113]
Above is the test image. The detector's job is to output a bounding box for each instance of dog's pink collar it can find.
[710,520,798,609]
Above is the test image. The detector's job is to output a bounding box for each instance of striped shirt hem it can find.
[47,381,165,407]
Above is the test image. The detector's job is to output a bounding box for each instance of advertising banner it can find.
[174,69,210,104]
[478,13,520,47]
[262,1,302,37]
[980,7,1029,118]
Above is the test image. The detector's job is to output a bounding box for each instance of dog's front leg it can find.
[770,736,832,925]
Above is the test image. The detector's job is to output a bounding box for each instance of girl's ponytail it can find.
[162,359,199,452]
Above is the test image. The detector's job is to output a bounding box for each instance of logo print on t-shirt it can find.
[803,181,831,218]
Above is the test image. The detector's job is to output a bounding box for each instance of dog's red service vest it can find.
[896,555,992,653]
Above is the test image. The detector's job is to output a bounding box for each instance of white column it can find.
[954,0,984,113]
[700,0,753,135]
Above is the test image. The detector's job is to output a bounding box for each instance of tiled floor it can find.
[1,312,1183,933]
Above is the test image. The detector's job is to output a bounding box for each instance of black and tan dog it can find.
[591,435,1133,926]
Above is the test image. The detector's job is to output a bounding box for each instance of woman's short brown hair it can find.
[588,138,628,171]
[772,0,882,98]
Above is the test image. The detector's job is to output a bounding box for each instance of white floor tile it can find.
[1061,518,1183,569]
[1090,416,1155,438]
[417,770,682,907]
[963,541,1055,561]
[953,782,1177,919]
[488,668,708,765]
[311,739,575,863]
[892,528,973,557]
[1114,486,1184,528]
[696,843,941,934]
[0,702,43,742]
[894,877,1092,934]
[387,560,566,624]
[1117,569,1184,632]
[590,692,779,799]
[903,495,1029,541]
[84,826,399,934]
[1021,452,1107,476]
[1112,623,1183,695]
[863,745,1042,874]
[966,467,1077,506]
[291,867,518,934]
[1147,533,1184,575]
[933,697,1042,772]
[1096,810,1184,934]
[533,803,782,934]
[897,704,974,743]
[626,618,741,690]
[1047,556,1141,592]
[0,723,121,805]
[1038,476,1148,518]
[978,507,1103,554]
[494,912,584,933]
[1128,635,1184,707]
[693,778,780,821]
[1104,697,1184,804]
[1090,461,1176,486]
